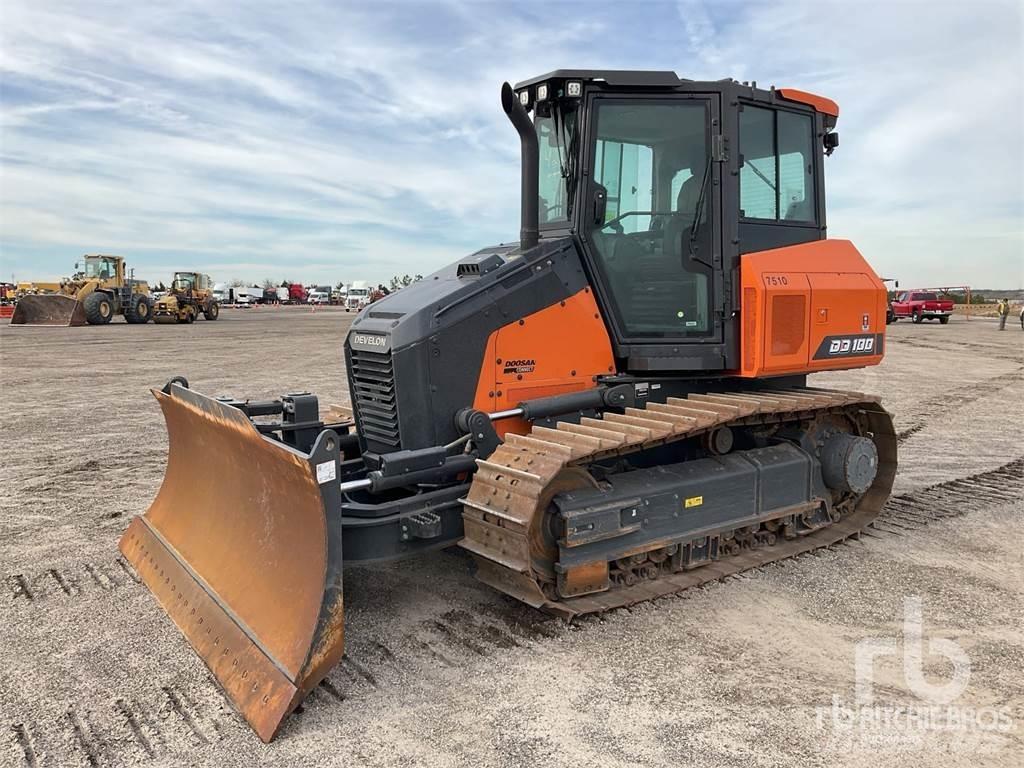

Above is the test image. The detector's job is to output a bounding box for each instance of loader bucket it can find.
[10,294,87,326]
[118,384,346,742]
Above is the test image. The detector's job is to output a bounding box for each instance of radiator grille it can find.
[771,294,806,356]
[350,348,400,449]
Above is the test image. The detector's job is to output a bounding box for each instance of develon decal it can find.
[353,334,387,348]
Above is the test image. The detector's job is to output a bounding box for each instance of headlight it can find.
[566,80,582,97]
[518,89,530,106]
[536,83,549,101]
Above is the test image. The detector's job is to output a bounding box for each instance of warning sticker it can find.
[316,461,337,485]
[684,495,703,509]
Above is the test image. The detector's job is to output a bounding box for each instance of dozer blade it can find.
[118,384,345,742]
[10,294,87,326]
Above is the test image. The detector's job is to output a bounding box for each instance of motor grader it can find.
[153,271,220,324]
[11,255,152,326]
[120,70,896,742]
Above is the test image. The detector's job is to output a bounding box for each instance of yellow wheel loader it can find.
[11,255,152,326]
[120,71,897,742]
[153,272,220,324]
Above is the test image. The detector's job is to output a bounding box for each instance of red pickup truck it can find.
[890,291,955,324]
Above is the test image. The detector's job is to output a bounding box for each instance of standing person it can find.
[996,298,1009,330]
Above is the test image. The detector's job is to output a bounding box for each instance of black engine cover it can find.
[344,238,590,455]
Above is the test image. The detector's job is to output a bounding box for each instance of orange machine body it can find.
[473,286,615,437]
[737,239,887,377]
[472,240,884,423]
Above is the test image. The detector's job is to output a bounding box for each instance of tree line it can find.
[219,275,425,291]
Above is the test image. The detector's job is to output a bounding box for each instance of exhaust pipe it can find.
[501,82,539,251]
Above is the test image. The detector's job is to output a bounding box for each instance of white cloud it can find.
[1,0,1021,289]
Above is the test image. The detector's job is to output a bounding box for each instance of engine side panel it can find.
[346,238,596,453]
[737,239,886,377]
[472,286,615,437]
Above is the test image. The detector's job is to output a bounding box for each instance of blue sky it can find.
[1,0,1021,288]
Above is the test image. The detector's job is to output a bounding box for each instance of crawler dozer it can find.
[11,255,152,326]
[153,272,220,324]
[120,71,897,741]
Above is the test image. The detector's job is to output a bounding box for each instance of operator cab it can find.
[512,71,837,370]
[172,272,211,292]
[83,255,118,280]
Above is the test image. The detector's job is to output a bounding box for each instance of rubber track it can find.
[460,387,897,618]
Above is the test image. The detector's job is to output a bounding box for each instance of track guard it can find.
[118,384,345,742]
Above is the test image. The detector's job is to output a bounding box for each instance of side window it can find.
[538,117,568,222]
[594,139,653,233]
[778,111,814,221]
[740,106,816,223]
[739,107,777,219]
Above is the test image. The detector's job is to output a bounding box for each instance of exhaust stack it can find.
[501,82,539,251]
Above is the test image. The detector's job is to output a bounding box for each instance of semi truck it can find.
[344,281,370,312]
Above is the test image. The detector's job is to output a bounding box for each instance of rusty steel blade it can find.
[118,385,345,742]
[10,295,87,326]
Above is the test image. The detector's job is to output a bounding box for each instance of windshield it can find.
[585,99,712,339]
[536,105,578,223]
[84,259,114,279]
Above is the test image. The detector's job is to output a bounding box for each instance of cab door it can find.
[579,93,725,369]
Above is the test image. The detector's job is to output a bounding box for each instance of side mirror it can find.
[824,132,839,156]
[74,262,79,270]
[592,185,607,226]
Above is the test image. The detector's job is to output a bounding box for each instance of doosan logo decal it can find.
[503,358,536,375]
[813,333,884,360]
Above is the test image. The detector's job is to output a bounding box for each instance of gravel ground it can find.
[1,308,1021,767]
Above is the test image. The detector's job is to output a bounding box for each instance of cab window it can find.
[588,99,712,338]
[740,106,816,222]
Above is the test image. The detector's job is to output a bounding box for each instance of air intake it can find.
[771,294,806,355]
[349,348,401,450]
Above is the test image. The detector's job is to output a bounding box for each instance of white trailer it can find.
[233,286,263,306]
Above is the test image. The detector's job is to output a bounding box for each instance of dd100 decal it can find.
[812,333,884,360]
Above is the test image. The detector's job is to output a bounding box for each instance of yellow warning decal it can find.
[684,495,703,508]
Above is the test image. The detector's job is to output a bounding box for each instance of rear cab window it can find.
[739,106,816,223]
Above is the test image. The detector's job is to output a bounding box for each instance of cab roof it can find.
[513,70,839,117]
[515,70,688,88]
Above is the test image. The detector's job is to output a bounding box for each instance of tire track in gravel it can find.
[894,365,1023,443]
[6,459,1021,764]
[889,334,1023,363]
